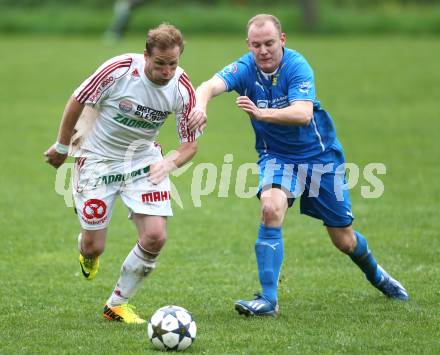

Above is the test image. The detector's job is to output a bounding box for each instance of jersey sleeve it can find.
[287,56,316,103]
[215,61,248,95]
[73,55,132,105]
[175,72,199,143]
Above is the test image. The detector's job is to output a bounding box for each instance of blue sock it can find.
[349,231,382,285]
[255,224,284,305]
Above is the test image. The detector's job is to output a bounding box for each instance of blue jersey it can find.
[216,48,338,161]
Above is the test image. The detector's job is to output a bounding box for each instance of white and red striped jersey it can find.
[73,53,198,160]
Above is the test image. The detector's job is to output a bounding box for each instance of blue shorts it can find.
[257,147,354,228]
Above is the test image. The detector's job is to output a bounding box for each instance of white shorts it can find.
[72,150,172,230]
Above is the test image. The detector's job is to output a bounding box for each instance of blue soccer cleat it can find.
[235,293,279,317]
[374,265,409,301]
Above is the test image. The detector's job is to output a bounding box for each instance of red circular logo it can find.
[83,199,107,220]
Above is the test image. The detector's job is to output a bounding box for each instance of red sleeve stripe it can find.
[180,72,191,83]
[178,74,196,142]
[179,75,195,110]
[77,58,132,103]
[178,77,194,141]
[179,73,194,95]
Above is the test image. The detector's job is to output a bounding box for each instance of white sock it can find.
[107,242,157,307]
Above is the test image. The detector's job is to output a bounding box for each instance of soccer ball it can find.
[147,305,197,351]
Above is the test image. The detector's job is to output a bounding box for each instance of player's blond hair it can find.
[145,23,184,55]
[247,14,283,36]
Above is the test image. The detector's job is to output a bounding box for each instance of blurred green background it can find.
[1,0,440,35]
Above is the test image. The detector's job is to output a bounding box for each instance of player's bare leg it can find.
[260,188,288,227]
[327,226,408,300]
[78,228,107,280]
[134,214,167,254]
[235,188,286,317]
[79,228,107,257]
[104,214,167,324]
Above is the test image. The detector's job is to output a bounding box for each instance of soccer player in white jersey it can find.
[45,24,200,324]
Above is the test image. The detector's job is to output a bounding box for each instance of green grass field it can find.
[1,34,439,354]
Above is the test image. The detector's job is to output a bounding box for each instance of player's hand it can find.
[148,159,177,185]
[236,96,264,120]
[44,145,68,169]
[188,107,207,133]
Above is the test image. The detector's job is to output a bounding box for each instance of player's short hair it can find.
[247,14,283,36]
[145,23,184,55]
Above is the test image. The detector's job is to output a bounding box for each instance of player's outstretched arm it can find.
[236,98,313,126]
[148,141,198,185]
[44,95,85,168]
[188,76,227,132]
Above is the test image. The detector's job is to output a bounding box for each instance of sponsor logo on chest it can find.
[117,100,171,128]
[135,104,170,122]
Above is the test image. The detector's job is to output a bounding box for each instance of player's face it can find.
[247,21,286,73]
[144,46,181,85]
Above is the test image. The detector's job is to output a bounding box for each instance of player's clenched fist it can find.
[44,144,68,168]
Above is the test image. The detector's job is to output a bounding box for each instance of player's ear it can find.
[144,49,149,61]
[280,33,286,47]
[246,38,251,50]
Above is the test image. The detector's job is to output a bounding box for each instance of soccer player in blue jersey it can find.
[188,14,408,317]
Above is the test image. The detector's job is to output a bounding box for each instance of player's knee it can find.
[334,240,354,254]
[261,201,283,225]
[81,239,105,257]
[139,229,167,253]
[330,232,356,254]
[80,230,106,257]
[327,226,356,254]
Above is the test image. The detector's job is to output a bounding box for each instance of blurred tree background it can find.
[0,0,440,35]
[2,0,439,6]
